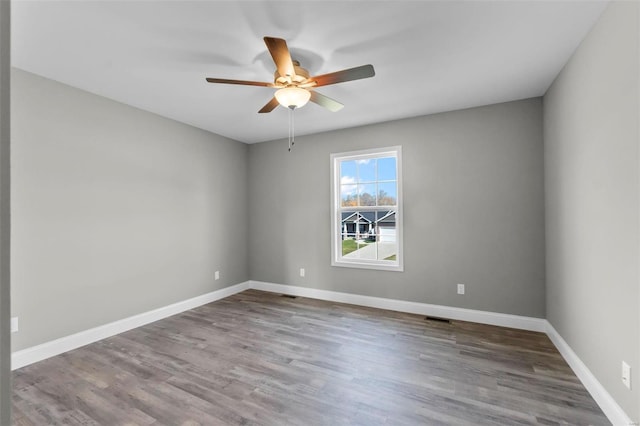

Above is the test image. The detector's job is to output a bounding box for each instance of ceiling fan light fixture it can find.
[275,87,311,109]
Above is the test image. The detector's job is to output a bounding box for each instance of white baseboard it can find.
[10,280,546,371]
[11,279,631,426]
[545,321,633,426]
[11,281,250,370]
[248,280,547,332]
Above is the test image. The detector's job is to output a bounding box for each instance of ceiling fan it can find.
[205,36,375,113]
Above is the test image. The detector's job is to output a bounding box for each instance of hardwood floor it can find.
[12,290,609,425]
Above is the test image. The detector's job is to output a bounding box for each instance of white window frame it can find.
[330,146,403,272]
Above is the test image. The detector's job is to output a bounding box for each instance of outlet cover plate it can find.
[457,284,465,295]
[10,317,18,333]
[622,361,631,389]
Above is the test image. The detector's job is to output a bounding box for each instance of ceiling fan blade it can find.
[310,91,344,112]
[258,97,280,114]
[263,37,296,80]
[311,64,375,87]
[206,77,273,87]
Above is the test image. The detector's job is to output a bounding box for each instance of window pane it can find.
[341,184,358,207]
[340,160,357,185]
[354,240,377,260]
[377,156,396,181]
[357,158,376,182]
[340,211,357,255]
[358,184,376,206]
[376,211,397,260]
[377,182,397,206]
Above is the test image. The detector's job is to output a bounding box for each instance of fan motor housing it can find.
[274,60,310,86]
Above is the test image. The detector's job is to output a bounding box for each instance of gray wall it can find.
[11,69,249,351]
[0,1,10,423]
[249,98,545,318]
[544,1,639,421]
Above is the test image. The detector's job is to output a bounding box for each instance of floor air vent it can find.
[281,294,298,299]
[425,316,451,324]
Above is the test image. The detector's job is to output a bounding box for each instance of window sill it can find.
[331,259,404,272]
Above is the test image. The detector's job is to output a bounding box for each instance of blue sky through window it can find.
[340,156,397,204]
[357,159,376,182]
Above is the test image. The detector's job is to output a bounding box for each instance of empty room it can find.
[0,0,638,425]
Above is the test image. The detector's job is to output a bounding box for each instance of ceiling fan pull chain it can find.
[287,106,297,152]
[292,107,295,147]
[288,107,292,151]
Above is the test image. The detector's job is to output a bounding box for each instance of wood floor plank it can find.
[12,290,609,425]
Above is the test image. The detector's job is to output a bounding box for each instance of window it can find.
[331,146,403,271]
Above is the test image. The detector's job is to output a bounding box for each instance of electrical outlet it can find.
[10,317,18,333]
[300,268,305,278]
[214,270,220,280]
[457,284,465,295]
[622,361,631,389]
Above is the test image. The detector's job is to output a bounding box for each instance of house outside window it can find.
[331,146,403,271]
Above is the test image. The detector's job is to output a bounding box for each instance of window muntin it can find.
[331,147,403,271]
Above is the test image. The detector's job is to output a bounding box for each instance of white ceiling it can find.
[12,1,608,144]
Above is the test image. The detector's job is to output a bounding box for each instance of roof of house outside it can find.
[341,211,396,224]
